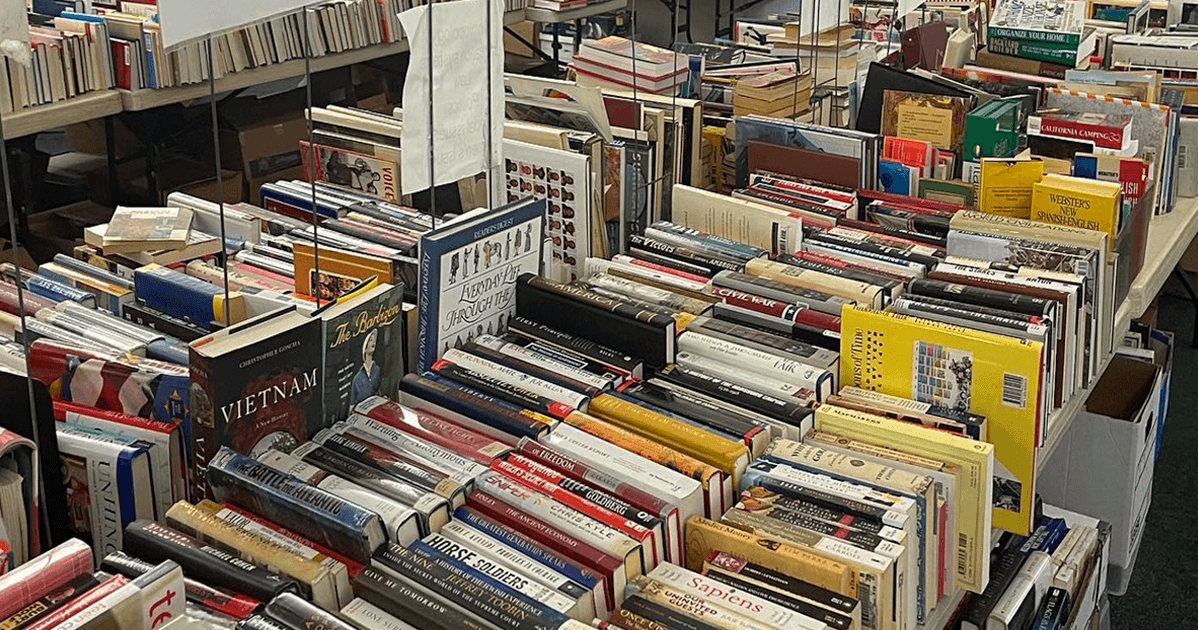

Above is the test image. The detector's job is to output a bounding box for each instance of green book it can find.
[989,36,1084,65]
[989,0,1087,47]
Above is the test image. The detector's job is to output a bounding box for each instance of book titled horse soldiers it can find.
[515,273,676,369]
[189,306,321,500]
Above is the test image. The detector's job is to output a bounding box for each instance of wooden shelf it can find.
[121,40,411,111]
[524,0,627,23]
[1,91,123,140]
[1037,196,1198,472]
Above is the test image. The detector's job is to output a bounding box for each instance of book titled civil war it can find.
[189,307,321,500]
[417,197,546,373]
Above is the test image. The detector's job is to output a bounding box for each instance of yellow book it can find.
[684,516,854,596]
[838,305,1038,537]
[1030,174,1122,240]
[587,394,750,487]
[812,403,995,596]
[978,158,1044,218]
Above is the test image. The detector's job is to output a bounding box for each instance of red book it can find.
[0,538,93,620]
[24,574,130,630]
[0,280,55,316]
[111,39,134,90]
[611,255,711,285]
[1030,112,1132,150]
[353,397,513,463]
[883,137,934,177]
[792,251,910,283]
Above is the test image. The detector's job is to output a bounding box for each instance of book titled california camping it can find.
[417,197,546,372]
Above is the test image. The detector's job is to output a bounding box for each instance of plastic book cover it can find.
[416,197,545,373]
[839,305,1041,537]
[319,284,406,427]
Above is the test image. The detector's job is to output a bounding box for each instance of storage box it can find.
[1038,350,1163,578]
[219,111,307,202]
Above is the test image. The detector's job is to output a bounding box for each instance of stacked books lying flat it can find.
[571,36,689,95]
[731,70,813,119]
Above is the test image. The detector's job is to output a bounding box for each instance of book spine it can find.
[442,348,592,410]
[507,316,641,379]
[586,394,748,472]
[704,551,859,615]
[1029,116,1127,150]
[100,550,261,620]
[22,574,130,630]
[472,335,615,391]
[352,397,514,461]
[374,542,575,630]
[122,520,298,602]
[710,303,842,352]
[646,564,825,630]
[616,379,768,442]
[312,431,450,499]
[734,502,898,551]
[630,580,785,630]
[626,234,743,275]
[330,430,469,502]
[438,520,592,605]
[214,504,363,578]
[712,270,850,315]
[430,358,576,421]
[561,411,719,487]
[351,566,491,630]
[204,447,383,563]
[741,485,902,539]
[655,364,813,430]
[520,274,673,326]
[611,254,714,284]
[742,461,908,528]
[400,372,555,439]
[504,452,662,533]
[987,26,1080,47]
[649,221,770,260]
[338,598,418,630]
[675,333,832,399]
[1031,587,1070,630]
[619,595,727,630]
[264,593,358,630]
[990,36,1078,64]
[0,572,99,630]
[292,441,438,524]
[686,316,838,366]
[515,440,673,517]
[702,568,853,630]
[416,534,579,615]
[341,412,492,478]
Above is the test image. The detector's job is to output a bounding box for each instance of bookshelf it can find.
[524,0,628,23]
[1037,196,1198,473]
[2,91,123,141]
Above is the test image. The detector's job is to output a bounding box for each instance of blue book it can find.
[400,371,551,439]
[879,159,915,195]
[205,447,386,563]
[134,263,245,329]
[25,273,95,307]
[416,197,545,372]
[53,254,134,290]
[452,505,601,594]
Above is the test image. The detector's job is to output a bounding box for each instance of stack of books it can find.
[732,70,812,118]
[571,36,689,95]
[986,0,1098,69]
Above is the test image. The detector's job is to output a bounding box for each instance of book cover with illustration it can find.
[317,282,406,426]
[417,198,545,373]
[301,141,400,203]
[839,304,1043,535]
[189,307,321,500]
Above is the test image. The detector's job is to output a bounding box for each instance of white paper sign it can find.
[156,0,316,49]
[0,0,30,66]
[399,0,505,196]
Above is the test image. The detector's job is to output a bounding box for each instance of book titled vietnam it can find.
[188,307,320,500]
[315,282,406,427]
[416,197,546,373]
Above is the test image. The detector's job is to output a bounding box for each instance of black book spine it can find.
[711,271,848,316]
[430,358,574,420]
[319,431,445,494]
[656,364,812,426]
[742,488,890,537]
[622,247,715,277]
[462,342,602,398]
[297,441,428,508]
[894,298,1040,333]
[688,317,829,360]
[520,274,674,327]
[907,278,1054,317]
[706,554,858,615]
[400,373,548,438]
[122,302,208,341]
[619,595,724,630]
[626,235,743,275]
[1032,587,1070,630]
[236,615,292,630]
[616,379,767,439]
[960,542,1033,630]
[506,316,641,378]
[711,303,841,351]
[834,218,948,250]
[703,570,852,630]
[807,231,942,268]
[751,503,888,550]
[102,551,261,620]
[896,294,1041,324]
[352,566,485,630]
[743,463,898,525]
[122,520,299,602]
[264,593,358,630]
[373,543,568,630]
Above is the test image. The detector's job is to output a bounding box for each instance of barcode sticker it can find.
[1002,372,1028,409]
[858,572,879,630]
[1180,145,1188,170]
[1075,259,1090,278]
[957,532,969,578]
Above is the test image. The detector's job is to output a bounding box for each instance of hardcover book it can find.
[979,158,1045,218]
[881,91,970,157]
[416,197,545,373]
[189,307,321,500]
[989,0,1087,46]
[1030,174,1123,239]
[316,282,406,426]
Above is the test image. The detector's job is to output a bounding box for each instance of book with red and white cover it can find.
[515,439,683,565]
[53,559,185,630]
[1028,112,1132,151]
[23,574,131,630]
[352,397,513,464]
[0,538,92,620]
[491,458,660,570]
[883,137,935,177]
[52,401,185,520]
[338,413,491,480]
[0,428,39,567]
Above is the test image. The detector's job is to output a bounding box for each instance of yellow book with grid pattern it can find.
[838,305,1042,535]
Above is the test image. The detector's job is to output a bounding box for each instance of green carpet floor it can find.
[1109,295,1198,629]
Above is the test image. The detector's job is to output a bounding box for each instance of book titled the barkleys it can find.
[204,446,386,562]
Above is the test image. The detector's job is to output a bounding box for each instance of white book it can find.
[677,332,834,400]
[55,423,155,563]
[472,334,615,391]
[633,576,804,630]
[339,598,419,630]
[256,448,422,546]
[987,551,1052,630]
[648,564,828,630]
[441,349,591,411]
[338,414,490,479]
[543,423,703,534]
[421,531,583,619]
[671,184,804,255]
[585,256,710,293]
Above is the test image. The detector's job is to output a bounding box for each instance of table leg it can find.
[1170,266,1198,348]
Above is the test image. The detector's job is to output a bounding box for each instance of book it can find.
[987,550,1052,630]
[51,558,185,630]
[515,274,676,370]
[351,397,514,464]
[989,0,1087,46]
[266,592,358,630]
[704,551,861,627]
[744,259,886,308]
[0,538,92,620]
[351,566,492,630]
[684,516,853,594]
[122,520,298,602]
[647,563,834,630]
[506,315,644,381]
[670,185,803,256]
[133,263,246,329]
[188,307,320,500]
[164,501,338,610]
[1030,174,1123,239]
[205,447,386,563]
[339,598,420,630]
[416,199,545,372]
[979,158,1045,219]
[0,571,100,629]
[316,282,406,426]
[101,207,193,254]
[700,562,856,630]
[676,332,833,401]
[881,91,969,157]
[55,423,155,562]
[1028,112,1132,151]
